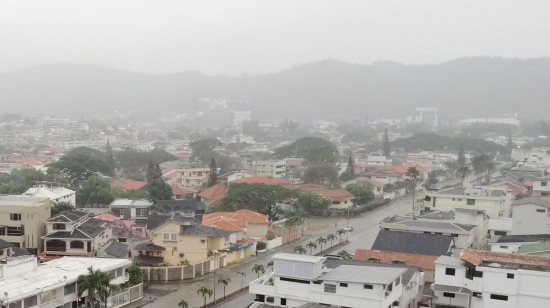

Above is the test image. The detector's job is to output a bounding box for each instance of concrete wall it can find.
[266,236,282,249]
[247,223,268,239]
[512,204,550,235]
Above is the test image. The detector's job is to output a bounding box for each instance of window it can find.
[445,268,456,276]
[537,209,546,213]
[542,182,548,186]
[137,209,145,216]
[70,241,84,249]
[494,231,507,236]
[473,292,482,298]
[507,273,514,279]
[387,283,393,292]
[53,224,66,230]
[457,198,462,201]
[443,292,455,298]
[364,284,373,289]
[324,284,336,293]
[171,233,177,241]
[10,214,21,221]
[424,196,431,201]
[543,192,550,196]
[490,294,508,301]
[451,234,458,237]
[473,271,483,278]
[280,298,287,306]
[500,245,509,249]
[280,277,310,284]
[163,233,169,240]
[452,198,456,201]
[339,283,348,287]
[466,199,476,205]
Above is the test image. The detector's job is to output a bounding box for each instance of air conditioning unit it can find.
[385,291,390,297]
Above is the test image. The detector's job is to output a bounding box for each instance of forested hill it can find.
[1,57,550,119]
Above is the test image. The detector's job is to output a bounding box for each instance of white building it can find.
[249,253,424,308]
[0,256,142,308]
[432,249,550,308]
[255,160,286,178]
[177,167,212,188]
[109,199,153,225]
[511,147,550,168]
[377,131,402,142]
[510,197,550,235]
[364,153,392,166]
[459,117,520,127]
[22,182,76,205]
[234,110,252,128]
[531,177,550,197]
[415,108,438,128]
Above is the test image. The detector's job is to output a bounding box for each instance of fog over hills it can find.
[1,57,549,120]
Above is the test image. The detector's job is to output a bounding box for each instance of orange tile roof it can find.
[316,189,355,202]
[461,249,550,268]
[353,249,438,270]
[385,164,430,174]
[117,180,147,190]
[93,213,121,221]
[356,177,385,188]
[203,209,269,228]
[198,183,228,200]
[171,184,195,196]
[230,176,289,185]
[202,216,243,232]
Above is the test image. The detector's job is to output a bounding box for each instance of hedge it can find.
[308,198,391,217]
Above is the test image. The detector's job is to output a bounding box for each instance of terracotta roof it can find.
[198,183,228,200]
[117,180,147,190]
[385,164,430,174]
[230,176,289,185]
[353,249,438,270]
[203,209,269,228]
[281,183,330,192]
[316,189,355,202]
[524,180,534,186]
[356,177,385,188]
[171,184,195,196]
[93,213,121,221]
[461,249,550,267]
[202,216,243,232]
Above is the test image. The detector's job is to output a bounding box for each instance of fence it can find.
[265,236,282,249]
[107,283,143,308]
[142,257,223,282]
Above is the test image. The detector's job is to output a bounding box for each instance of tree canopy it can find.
[49,147,110,185]
[299,192,332,213]
[189,138,222,163]
[76,176,114,207]
[302,163,341,187]
[273,137,337,159]
[392,133,504,154]
[345,182,375,205]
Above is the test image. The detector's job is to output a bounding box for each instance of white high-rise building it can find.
[234,111,252,128]
[416,108,438,128]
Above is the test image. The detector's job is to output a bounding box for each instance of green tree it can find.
[196,286,213,308]
[274,137,337,159]
[316,237,327,253]
[208,158,218,188]
[299,192,332,213]
[457,142,466,167]
[345,182,375,205]
[339,170,355,182]
[303,145,339,165]
[425,170,440,187]
[148,179,173,203]
[146,160,156,183]
[236,272,246,290]
[0,183,27,194]
[327,233,337,248]
[252,264,265,278]
[306,241,317,255]
[105,141,116,177]
[405,167,422,213]
[383,183,396,200]
[145,204,165,215]
[217,277,231,300]
[177,299,188,308]
[52,201,74,215]
[77,267,119,308]
[457,165,471,185]
[382,128,391,156]
[189,138,222,163]
[50,147,110,185]
[154,163,163,180]
[111,187,149,199]
[267,261,274,272]
[346,155,355,175]
[76,176,114,207]
[294,245,306,254]
[126,264,144,285]
[337,250,352,259]
[302,163,340,187]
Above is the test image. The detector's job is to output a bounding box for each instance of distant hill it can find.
[1,57,550,120]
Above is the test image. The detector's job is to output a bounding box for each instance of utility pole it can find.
[346,206,350,243]
[212,268,216,304]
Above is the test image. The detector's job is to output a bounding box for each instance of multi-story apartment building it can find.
[22,182,76,205]
[433,250,550,308]
[421,186,514,218]
[249,253,424,308]
[377,131,401,142]
[177,167,211,188]
[509,197,550,235]
[531,177,550,196]
[255,159,286,178]
[416,107,438,128]
[234,110,252,128]
[0,196,51,253]
[511,147,550,168]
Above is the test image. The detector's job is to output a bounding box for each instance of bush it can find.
[256,242,267,250]
[266,233,276,240]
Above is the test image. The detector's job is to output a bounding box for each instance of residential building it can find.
[41,211,113,259]
[177,166,211,188]
[135,213,232,266]
[0,256,141,308]
[282,184,355,209]
[353,177,387,199]
[0,238,32,262]
[420,186,514,218]
[109,198,153,225]
[510,197,550,235]
[364,153,392,166]
[0,158,44,174]
[198,183,228,207]
[22,182,76,205]
[432,249,550,308]
[459,117,520,126]
[155,199,206,221]
[93,213,146,243]
[415,108,438,128]
[488,234,550,254]
[170,184,195,199]
[501,164,544,177]
[234,110,252,128]
[116,179,147,191]
[0,196,51,253]
[249,253,424,308]
[531,177,550,196]
[230,176,289,185]
[377,131,402,142]
[353,248,438,283]
[203,209,269,240]
[255,159,286,178]
[372,230,454,256]
[511,147,550,167]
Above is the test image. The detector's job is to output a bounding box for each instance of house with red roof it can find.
[282,184,355,209]
[198,183,228,207]
[354,177,386,198]
[203,209,269,239]
[171,184,195,200]
[229,176,289,185]
[116,180,147,191]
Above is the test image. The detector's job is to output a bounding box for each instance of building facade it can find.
[255,160,286,179]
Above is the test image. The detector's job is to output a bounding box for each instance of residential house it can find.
[135,213,232,267]
[255,159,286,178]
[353,249,438,283]
[510,197,550,235]
[502,164,544,177]
[0,238,32,262]
[354,177,387,199]
[372,230,454,257]
[109,198,153,225]
[170,184,196,199]
[155,199,206,221]
[0,196,51,253]
[511,147,550,168]
[93,213,146,243]
[531,177,550,196]
[432,250,550,308]
[230,176,289,185]
[22,182,76,205]
[249,253,424,308]
[98,241,130,259]
[116,179,147,191]
[177,166,211,188]
[420,186,514,218]
[363,152,392,166]
[282,184,355,209]
[198,183,228,207]
[222,171,254,183]
[41,211,113,259]
[0,256,141,308]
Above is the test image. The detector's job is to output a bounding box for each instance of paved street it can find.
[143,195,414,308]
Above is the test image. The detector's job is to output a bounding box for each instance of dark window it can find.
[6,227,22,236]
[364,284,373,289]
[266,297,274,303]
[255,294,265,302]
[312,280,322,284]
[423,231,431,234]
[537,209,546,213]
[435,232,443,235]
[10,214,21,221]
[70,241,84,249]
[280,298,287,305]
[443,292,455,298]
[340,283,348,287]
[425,196,431,201]
[494,231,507,236]
[473,292,482,298]
[451,234,458,237]
[280,277,310,284]
[500,246,509,249]
[467,199,476,205]
[542,182,548,186]
[387,283,393,292]
[490,294,508,301]
[392,301,399,306]
[507,273,514,279]
[543,192,550,196]
[445,268,456,276]
[324,284,336,293]
[53,224,66,230]
[474,271,483,278]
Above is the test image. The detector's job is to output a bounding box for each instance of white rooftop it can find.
[435,255,467,267]
[321,265,406,285]
[23,187,75,199]
[0,257,130,302]
[273,253,326,264]
[110,198,152,207]
[0,196,49,207]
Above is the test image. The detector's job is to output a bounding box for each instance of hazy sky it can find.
[2,1,550,75]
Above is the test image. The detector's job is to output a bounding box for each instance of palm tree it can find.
[327,234,337,248]
[457,165,471,185]
[337,229,346,244]
[405,167,422,213]
[471,154,491,185]
[77,267,119,308]
[383,183,395,200]
[145,204,165,215]
[306,241,317,255]
[337,250,352,259]
[236,272,246,291]
[316,237,327,253]
[267,261,274,272]
[294,245,306,254]
[252,264,265,278]
[196,287,213,308]
[217,277,231,300]
[178,299,189,308]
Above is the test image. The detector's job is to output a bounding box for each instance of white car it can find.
[344,225,353,232]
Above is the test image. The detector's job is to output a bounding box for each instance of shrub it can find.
[266,233,276,240]
[256,242,267,250]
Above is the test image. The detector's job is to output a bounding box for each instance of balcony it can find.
[107,283,143,308]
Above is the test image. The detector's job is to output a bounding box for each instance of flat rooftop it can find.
[384,216,475,232]
[0,195,49,206]
[273,253,326,264]
[320,264,406,285]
